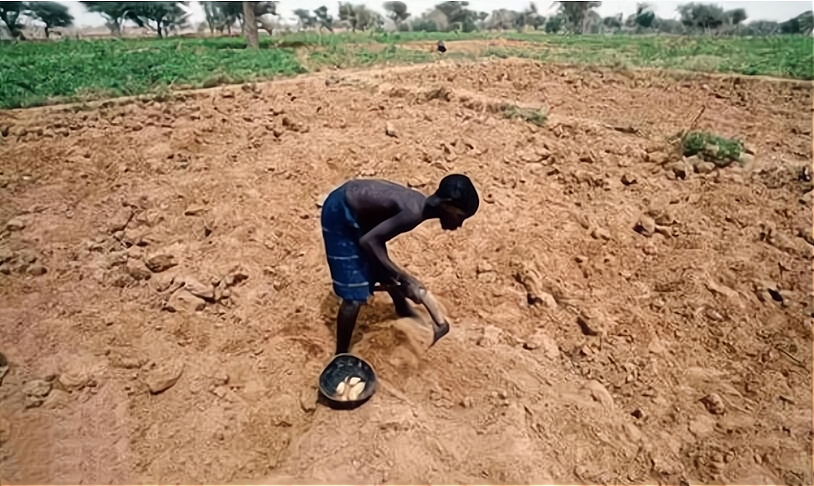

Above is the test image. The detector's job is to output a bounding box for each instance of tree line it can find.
[1,1,812,42]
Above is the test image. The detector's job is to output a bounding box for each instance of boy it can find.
[320,174,480,355]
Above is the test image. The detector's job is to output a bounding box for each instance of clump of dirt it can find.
[0,58,811,485]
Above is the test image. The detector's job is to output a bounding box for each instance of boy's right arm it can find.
[358,210,422,288]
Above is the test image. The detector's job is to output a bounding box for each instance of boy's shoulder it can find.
[345,179,426,213]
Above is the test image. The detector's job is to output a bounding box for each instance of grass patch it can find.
[501,104,547,126]
[0,37,305,109]
[682,131,744,167]
[307,43,434,69]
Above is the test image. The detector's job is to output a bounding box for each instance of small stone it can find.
[144,362,184,394]
[212,385,228,398]
[27,263,47,276]
[460,396,473,408]
[179,275,215,301]
[701,393,726,415]
[145,254,177,273]
[666,160,689,179]
[109,208,134,233]
[165,289,206,313]
[689,414,717,438]
[224,267,249,287]
[590,227,611,241]
[476,262,494,274]
[183,205,207,216]
[5,217,26,232]
[43,389,70,409]
[23,379,52,408]
[646,151,670,164]
[738,153,755,168]
[522,330,559,359]
[576,310,604,336]
[126,260,152,281]
[621,173,637,185]
[213,370,229,385]
[582,380,614,409]
[694,160,716,174]
[634,215,656,237]
[385,122,398,138]
[58,368,89,391]
[476,325,502,347]
[118,357,142,369]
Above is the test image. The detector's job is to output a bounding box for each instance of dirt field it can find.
[1,57,812,485]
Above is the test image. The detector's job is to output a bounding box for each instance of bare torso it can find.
[343,179,426,236]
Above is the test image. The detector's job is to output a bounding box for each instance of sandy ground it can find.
[0,57,812,485]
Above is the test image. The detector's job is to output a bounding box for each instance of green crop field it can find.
[0,32,811,110]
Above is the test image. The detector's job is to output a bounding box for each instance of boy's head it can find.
[429,174,479,230]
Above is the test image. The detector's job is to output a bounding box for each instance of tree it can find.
[243,0,258,48]
[434,1,478,31]
[798,10,814,35]
[520,3,545,31]
[338,3,382,31]
[126,1,190,38]
[199,1,276,36]
[383,1,409,27]
[313,5,333,31]
[488,9,520,30]
[27,1,73,38]
[82,1,132,36]
[742,19,778,36]
[677,2,725,31]
[556,1,601,34]
[294,8,316,28]
[0,2,26,39]
[603,14,621,30]
[545,14,563,33]
[726,8,747,26]
[202,1,223,34]
[780,10,813,35]
[633,3,655,30]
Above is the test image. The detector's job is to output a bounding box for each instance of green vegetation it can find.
[501,104,548,127]
[0,37,304,109]
[682,131,744,167]
[0,31,811,110]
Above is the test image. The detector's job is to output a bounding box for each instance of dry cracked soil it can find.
[0,57,812,485]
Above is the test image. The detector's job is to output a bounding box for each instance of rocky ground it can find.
[0,57,812,484]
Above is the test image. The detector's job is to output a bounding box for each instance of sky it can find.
[63,1,814,28]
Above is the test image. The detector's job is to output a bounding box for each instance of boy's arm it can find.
[358,210,420,286]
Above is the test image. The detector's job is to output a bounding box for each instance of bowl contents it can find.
[334,375,366,401]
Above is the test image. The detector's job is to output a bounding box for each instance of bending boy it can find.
[320,175,479,355]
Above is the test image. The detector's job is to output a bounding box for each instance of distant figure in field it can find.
[320,175,479,355]
[437,40,447,53]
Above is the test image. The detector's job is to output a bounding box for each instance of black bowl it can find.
[318,353,377,409]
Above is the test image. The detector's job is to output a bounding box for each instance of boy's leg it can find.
[386,287,417,318]
[336,299,362,355]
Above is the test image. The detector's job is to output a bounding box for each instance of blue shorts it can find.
[321,185,386,302]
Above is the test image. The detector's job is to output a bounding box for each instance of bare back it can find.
[343,179,426,236]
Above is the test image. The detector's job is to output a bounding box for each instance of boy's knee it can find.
[339,299,363,314]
